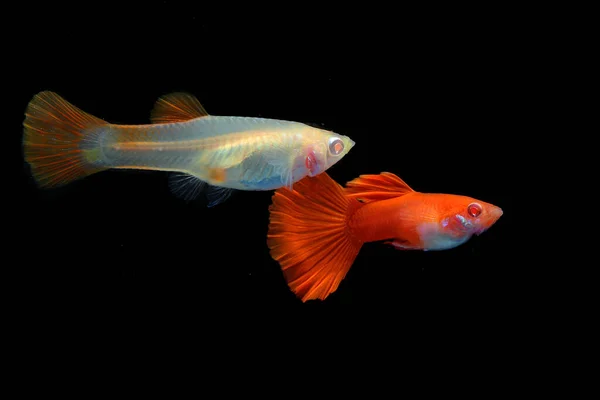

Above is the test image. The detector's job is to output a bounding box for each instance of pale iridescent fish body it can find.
[101,115,350,191]
[23,91,355,205]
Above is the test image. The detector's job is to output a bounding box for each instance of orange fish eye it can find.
[467,203,482,218]
[328,138,344,155]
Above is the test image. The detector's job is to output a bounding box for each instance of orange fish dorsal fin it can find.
[150,92,209,124]
[344,172,415,202]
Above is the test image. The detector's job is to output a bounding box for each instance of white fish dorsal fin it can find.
[344,172,415,203]
[151,92,209,124]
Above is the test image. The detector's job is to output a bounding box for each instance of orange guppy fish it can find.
[267,172,503,302]
[23,91,354,206]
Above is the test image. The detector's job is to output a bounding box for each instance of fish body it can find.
[23,91,355,206]
[348,192,499,251]
[100,116,334,190]
[267,172,503,302]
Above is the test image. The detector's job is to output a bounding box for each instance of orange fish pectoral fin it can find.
[344,172,415,202]
[150,92,209,124]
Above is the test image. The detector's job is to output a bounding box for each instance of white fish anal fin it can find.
[168,172,208,202]
[205,185,234,208]
[168,172,235,207]
[151,92,209,124]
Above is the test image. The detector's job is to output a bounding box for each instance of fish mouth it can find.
[346,138,356,152]
[474,227,487,236]
[475,206,503,235]
[490,206,503,224]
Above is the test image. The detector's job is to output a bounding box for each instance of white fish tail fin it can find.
[22,91,109,188]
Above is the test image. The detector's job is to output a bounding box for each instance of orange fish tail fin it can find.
[22,91,109,188]
[267,173,363,302]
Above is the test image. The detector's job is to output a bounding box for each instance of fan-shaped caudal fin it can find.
[267,173,364,302]
[22,91,108,188]
[344,172,415,203]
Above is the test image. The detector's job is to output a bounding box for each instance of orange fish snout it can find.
[473,204,503,235]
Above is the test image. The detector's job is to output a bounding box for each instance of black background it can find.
[11,3,523,333]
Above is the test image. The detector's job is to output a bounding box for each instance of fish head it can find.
[416,194,503,251]
[438,194,503,238]
[302,128,355,177]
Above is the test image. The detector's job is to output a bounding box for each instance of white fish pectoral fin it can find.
[283,169,294,191]
[241,148,293,190]
[265,147,294,190]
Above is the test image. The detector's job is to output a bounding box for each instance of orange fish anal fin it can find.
[22,91,109,189]
[267,173,364,302]
[385,240,421,251]
[150,92,209,124]
[344,172,415,203]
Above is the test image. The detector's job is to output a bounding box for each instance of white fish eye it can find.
[328,137,344,156]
